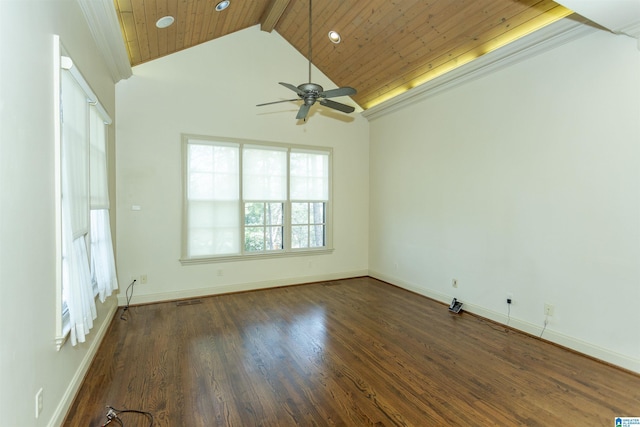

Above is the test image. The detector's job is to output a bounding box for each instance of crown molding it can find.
[617,21,640,40]
[76,0,132,83]
[362,15,596,121]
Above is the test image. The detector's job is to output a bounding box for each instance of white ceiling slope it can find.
[557,0,640,39]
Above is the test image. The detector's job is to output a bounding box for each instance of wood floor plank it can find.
[64,277,640,426]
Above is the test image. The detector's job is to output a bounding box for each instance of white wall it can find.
[369,27,640,372]
[0,1,118,426]
[115,26,370,304]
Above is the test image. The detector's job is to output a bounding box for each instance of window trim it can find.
[180,134,334,265]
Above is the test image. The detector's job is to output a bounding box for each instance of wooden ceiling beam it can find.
[260,0,291,32]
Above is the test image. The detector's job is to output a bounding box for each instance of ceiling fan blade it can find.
[319,99,355,114]
[296,104,311,120]
[256,98,299,107]
[279,82,305,96]
[320,86,357,98]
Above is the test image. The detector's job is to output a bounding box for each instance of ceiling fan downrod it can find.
[255,0,357,120]
[308,0,312,83]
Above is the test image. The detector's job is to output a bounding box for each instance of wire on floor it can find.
[540,314,549,338]
[101,405,154,427]
[120,279,136,321]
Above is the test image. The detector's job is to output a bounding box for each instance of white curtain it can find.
[90,210,118,302]
[89,106,118,302]
[61,70,118,345]
[61,71,96,345]
[62,231,96,346]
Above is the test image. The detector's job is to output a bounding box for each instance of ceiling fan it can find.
[256,0,357,121]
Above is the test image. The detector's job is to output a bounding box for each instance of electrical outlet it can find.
[452,278,458,288]
[139,274,148,284]
[507,293,513,304]
[35,388,43,419]
[544,303,554,316]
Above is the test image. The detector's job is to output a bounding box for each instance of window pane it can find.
[244,202,283,253]
[291,225,308,249]
[188,143,238,200]
[245,227,265,252]
[62,71,89,238]
[189,201,238,228]
[243,147,287,201]
[189,227,240,256]
[310,225,325,247]
[290,151,329,201]
[188,200,240,256]
[245,202,264,226]
[266,203,283,226]
[310,202,325,224]
[189,144,214,172]
[266,226,283,251]
[89,106,109,209]
[291,203,308,225]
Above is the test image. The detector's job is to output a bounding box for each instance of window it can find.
[182,135,332,262]
[290,150,329,249]
[54,36,118,349]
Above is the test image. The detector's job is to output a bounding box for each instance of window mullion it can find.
[262,202,267,251]
[307,204,311,248]
[239,144,245,255]
[285,148,291,251]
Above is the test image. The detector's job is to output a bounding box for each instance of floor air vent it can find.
[176,299,202,306]
[322,281,341,286]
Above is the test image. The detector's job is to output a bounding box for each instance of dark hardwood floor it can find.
[65,277,640,426]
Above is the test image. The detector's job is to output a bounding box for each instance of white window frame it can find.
[180,135,334,264]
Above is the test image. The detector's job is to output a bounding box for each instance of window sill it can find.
[55,317,71,351]
[180,247,335,265]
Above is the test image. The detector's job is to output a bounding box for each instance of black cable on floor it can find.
[120,279,136,321]
[101,405,154,427]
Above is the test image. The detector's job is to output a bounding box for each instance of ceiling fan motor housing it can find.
[299,83,323,106]
[298,83,323,93]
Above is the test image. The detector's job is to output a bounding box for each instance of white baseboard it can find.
[369,270,640,374]
[117,269,370,306]
[48,302,119,427]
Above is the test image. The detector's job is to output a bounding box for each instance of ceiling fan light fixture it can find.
[155,16,175,29]
[328,31,341,44]
[215,0,230,11]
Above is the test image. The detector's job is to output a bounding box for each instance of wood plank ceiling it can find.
[113,0,572,109]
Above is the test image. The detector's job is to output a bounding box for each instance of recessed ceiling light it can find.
[215,0,230,11]
[328,30,341,44]
[155,15,175,29]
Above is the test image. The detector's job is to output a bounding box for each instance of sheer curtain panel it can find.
[57,48,116,346]
[61,70,96,345]
[90,106,118,302]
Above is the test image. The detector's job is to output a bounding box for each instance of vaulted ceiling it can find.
[113,0,573,109]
